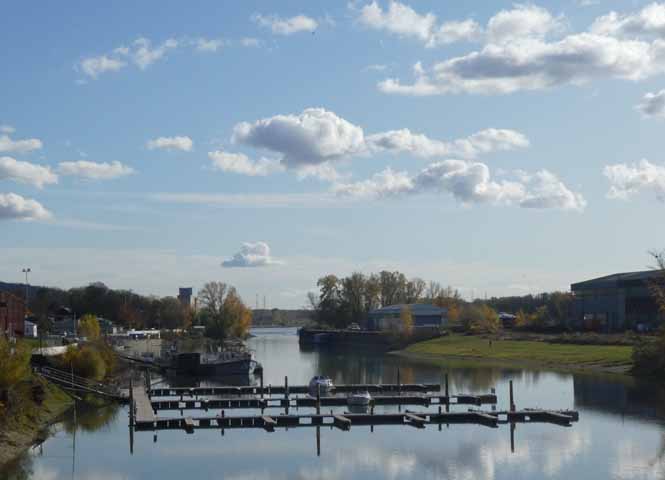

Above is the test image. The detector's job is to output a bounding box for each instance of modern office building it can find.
[571,270,664,331]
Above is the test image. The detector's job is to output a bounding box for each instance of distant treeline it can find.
[252,309,313,327]
[2,280,251,339]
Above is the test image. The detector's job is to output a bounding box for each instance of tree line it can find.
[15,280,251,340]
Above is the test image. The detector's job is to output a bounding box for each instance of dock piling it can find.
[509,381,515,412]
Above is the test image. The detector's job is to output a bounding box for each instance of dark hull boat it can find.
[172,352,253,376]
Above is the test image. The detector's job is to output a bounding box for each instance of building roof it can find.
[571,270,664,290]
[369,304,446,316]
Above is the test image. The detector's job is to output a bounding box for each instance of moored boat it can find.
[308,375,334,395]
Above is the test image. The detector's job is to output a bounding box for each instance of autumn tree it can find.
[198,282,252,339]
[78,314,101,340]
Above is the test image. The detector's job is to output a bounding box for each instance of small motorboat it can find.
[347,391,372,406]
[309,375,334,395]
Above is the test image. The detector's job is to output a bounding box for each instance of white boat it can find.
[309,375,334,395]
[347,391,372,406]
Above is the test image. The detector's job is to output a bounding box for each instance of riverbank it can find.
[396,334,634,375]
[0,376,73,468]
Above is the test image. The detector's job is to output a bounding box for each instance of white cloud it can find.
[240,37,261,47]
[57,160,135,180]
[79,55,127,78]
[0,192,52,221]
[357,1,481,47]
[0,156,58,188]
[78,37,179,79]
[0,125,16,134]
[0,134,43,154]
[232,108,528,174]
[146,136,193,152]
[591,3,665,39]
[232,108,366,166]
[366,127,529,158]
[222,241,282,267]
[129,37,179,69]
[335,160,585,210]
[208,150,283,176]
[487,4,565,45]
[379,4,665,96]
[636,88,665,117]
[194,38,224,52]
[604,159,665,200]
[364,64,388,72]
[252,14,318,35]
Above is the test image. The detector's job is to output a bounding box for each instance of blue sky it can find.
[2,0,665,307]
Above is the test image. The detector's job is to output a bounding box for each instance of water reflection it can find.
[4,327,665,480]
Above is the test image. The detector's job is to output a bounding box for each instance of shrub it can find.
[58,345,107,381]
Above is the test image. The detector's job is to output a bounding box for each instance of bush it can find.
[632,335,665,377]
[0,338,31,391]
[58,345,107,381]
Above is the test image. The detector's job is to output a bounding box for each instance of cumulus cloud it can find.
[240,37,261,47]
[232,108,366,167]
[636,89,665,117]
[379,4,665,95]
[366,127,529,158]
[0,134,43,154]
[78,37,179,79]
[604,159,665,200]
[335,160,585,210]
[57,161,135,180]
[232,108,528,175]
[0,125,16,134]
[487,4,565,45]
[357,1,481,47]
[208,150,283,176]
[590,3,665,39]
[252,14,318,35]
[0,192,52,221]
[146,136,193,152]
[222,241,282,267]
[0,157,58,188]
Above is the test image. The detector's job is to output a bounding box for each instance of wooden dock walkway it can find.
[148,392,497,412]
[132,408,579,432]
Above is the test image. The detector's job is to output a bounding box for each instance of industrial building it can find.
[178,287,193,307]
[367,304,448,331]
[0,290,26,337]
[571,270,664,331]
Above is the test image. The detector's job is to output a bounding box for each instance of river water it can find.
[4,327,665,479]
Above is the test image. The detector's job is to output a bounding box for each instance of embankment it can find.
[0,376,73,468]
[396,334,634,375]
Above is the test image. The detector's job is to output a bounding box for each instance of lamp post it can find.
[22,268,31,338]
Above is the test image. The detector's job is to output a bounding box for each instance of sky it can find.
[2,0,665,308]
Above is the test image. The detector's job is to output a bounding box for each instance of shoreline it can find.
[393,334,635,377]
[0,377,73,470]
[391,350,633,377]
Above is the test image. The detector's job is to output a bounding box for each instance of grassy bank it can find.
[0,376,73,468]
[401,334,634,374]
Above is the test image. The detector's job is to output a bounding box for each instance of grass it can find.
[404,334,634,373]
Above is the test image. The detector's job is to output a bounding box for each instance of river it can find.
[4,327,665,479]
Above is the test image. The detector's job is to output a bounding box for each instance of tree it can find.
[198,282,252,339]
[515,309,529,328]
[78,314,100,340]
[400,305,414,336]
[198,282,228,318]
[460,304,500,333]
[404,278,426,304]
[158,297,185,329]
